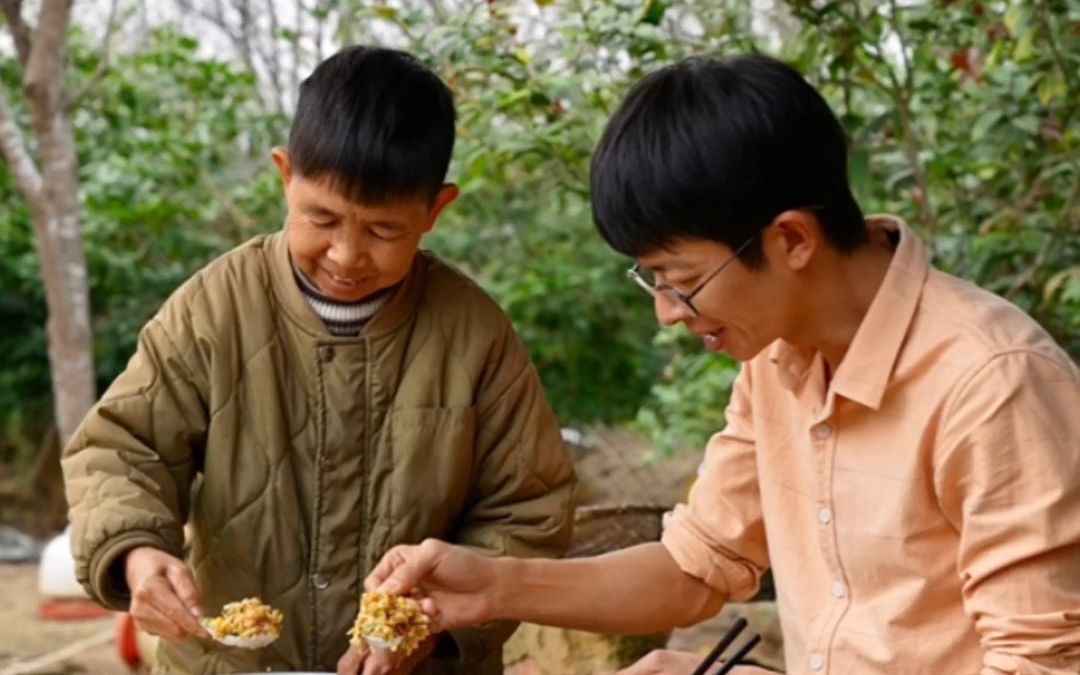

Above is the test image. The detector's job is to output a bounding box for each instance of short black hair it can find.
[590,54,867,264]
[288,45,455,204]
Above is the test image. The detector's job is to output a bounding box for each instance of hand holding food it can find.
[124,546,210,643]
[363,539,497,632]
[202,597,284,649]
[348,591,430,656]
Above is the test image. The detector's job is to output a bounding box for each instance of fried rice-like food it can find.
[206,597,284,639]
[347,591,430,656]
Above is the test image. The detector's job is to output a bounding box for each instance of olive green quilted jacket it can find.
[62,231,576,674]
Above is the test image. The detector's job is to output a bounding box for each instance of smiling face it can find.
[635,212,820,362]
[273,148,457,303]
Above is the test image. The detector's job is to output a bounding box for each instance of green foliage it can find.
[335,0,761,425]
[786,0,1079,354]
[637,0,1079,456]
[1,0,1077,464]
[0,28,286,465]
[633,326,738,459]
[75,29,286,383]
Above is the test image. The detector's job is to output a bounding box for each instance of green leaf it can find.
[971,110,1003,141]
[849,148,872,201]
[1036,72,1067,106]
[640,0,668,26]
[1012,115,1039,136]
[1003,4,1031,35]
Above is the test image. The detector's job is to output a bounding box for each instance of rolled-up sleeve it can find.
[936,349,1080,674]
[661,365,768,602]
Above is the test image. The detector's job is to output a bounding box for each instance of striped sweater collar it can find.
[290,261,392,337]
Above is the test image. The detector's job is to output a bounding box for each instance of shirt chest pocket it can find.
[388,406,476,537]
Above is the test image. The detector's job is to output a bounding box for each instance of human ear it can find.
[768,210,819,271]
[423,184,460,232]
[271,147,293,186]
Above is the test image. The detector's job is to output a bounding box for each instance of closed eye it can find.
[657,276,698,293]
[369,225,405,241]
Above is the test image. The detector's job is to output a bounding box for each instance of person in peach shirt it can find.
[361,54,1080,675]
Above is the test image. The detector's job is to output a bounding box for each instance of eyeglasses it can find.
[627,235,755,317]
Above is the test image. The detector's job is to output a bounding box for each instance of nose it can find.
[654,293,694,327]
[326,229,365,270]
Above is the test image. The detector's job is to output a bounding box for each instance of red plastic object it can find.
[115,612,141,668]
[36,597,110,621]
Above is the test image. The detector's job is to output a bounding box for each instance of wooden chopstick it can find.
[691,617,747,675]
[714,633,763,675]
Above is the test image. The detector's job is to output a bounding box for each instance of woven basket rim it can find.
[573,502,671,522]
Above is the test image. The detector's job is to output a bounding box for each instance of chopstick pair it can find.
[691,616,762,675]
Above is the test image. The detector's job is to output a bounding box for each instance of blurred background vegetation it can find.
[1,0,1077,530]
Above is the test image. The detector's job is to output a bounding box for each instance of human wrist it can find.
[487,556,519,623]
[88,533,175,612]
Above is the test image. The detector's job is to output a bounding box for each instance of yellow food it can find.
[206,597,283,639]
[348,591,430,656]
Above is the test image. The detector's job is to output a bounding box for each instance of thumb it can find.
[366,544,432,594]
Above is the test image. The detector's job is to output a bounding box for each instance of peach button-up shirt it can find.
[662,216,1080,674]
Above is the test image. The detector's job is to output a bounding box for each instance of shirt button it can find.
[318,345,334,362]
[809,653,825,671]
[832,581,846,599]
[312,573,330,590]
[818,507,833,525]
[814,424,832,440]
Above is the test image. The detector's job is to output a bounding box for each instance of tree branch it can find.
[263,0,287,112]
[25,0,73,101]
[0,85,45,208]
[175,0,257,73]
[1005,176,1080,300]
[885,0,937,248]
[67,0,122,110]
[0,0,33,66]
[291,0,303,96]
[1038,0,1076,128]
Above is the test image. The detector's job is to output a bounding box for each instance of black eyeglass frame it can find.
[626,236,755,317]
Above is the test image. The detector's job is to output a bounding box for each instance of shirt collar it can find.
[769,215,930,410]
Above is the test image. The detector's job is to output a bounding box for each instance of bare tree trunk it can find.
[0,0,96,446]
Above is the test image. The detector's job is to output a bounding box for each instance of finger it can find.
[337,644,368,675]
[131,582,184,642]
[133,601,189,643]
[164,564,204,615]
[144,575,209,638]
[165,564,205,618]
[417,598,444,634]
[360,647,398,675]
[613,650,666,675]
[378,541,442,595]
[365,545,413,592]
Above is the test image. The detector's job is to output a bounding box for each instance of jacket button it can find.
[312,573,330,590]
[318,346,334,362]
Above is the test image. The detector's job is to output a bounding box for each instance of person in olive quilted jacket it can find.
[62,45,575,675]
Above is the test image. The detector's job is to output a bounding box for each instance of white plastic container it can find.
[37,526,88,598]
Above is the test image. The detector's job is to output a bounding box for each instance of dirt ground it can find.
[0,564,127,674]
[0,428,783,674]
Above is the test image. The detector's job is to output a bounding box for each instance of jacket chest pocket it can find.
[388,406,476,538]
